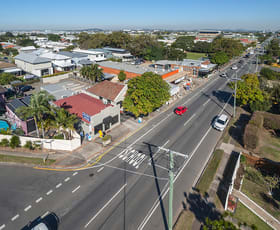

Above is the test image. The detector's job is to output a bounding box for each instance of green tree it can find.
[16,91,55,138]
[265,175,280,196]
[118,70,126,82]
[9,135,21,149]
[210,51,229,65]
[47,34,61,42]
[123,72,170,117]
[0,44,3,52]
[2,48,18,56]
[50,107,78,140]
[203,217,239,230]
[0,73,17,85]
[172,36,195,51]
[16,38,35,47]
[230,73,265,106]
[62,45,75,51]
[164,46,185,61]
[92,64,103,82]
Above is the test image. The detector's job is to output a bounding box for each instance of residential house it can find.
[0,61,23,75]
[102,47,134,62]
[57,51,92,68]
[14,53,53,77]
[40,52,74,72]
[19,46,37,53]
[5,95,36,135]
[84,80,127,107]
[72,49,106,62]
[54,93,120,138]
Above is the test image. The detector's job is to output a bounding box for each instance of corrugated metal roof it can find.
[15,53,51,64]
[58,51,88,58]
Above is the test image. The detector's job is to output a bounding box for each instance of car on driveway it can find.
[220,73,227,78]
[213,114,229,131]
[174,106,188,115]
[231,65,238,70]
[20,85,33,93]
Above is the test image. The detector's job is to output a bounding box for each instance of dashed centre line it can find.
[24,205,32,212]
[56,183,62,188]
[73,172,78,176]
[11,214,19,221]
[46,190,53,195]
[42,211,49,218]
[36,197,43,203]
[184,113,196,126]
[203,98,211,106]
[72,185,80,193]
[64,177,70,182]
[0,224,5,230]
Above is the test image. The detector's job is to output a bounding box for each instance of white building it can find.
[40,52,74,72]
[73,48,106,62]
[15,53,53,77]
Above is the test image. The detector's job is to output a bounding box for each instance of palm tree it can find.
[16,91,55,138]
[52,107,78,140]
[93,64,104,82]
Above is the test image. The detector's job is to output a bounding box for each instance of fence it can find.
[225,152,241,210]
[0,131,81,151]
[42,73,70,84]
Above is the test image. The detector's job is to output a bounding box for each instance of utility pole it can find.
[156,146,187,230]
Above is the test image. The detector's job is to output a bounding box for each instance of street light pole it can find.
[168,150,174,230]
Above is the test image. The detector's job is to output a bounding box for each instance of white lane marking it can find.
[24,205,32,212]
[149,139,170,163]
[84,184,127,228]
[97,167,104,173]
[72,185,81,193]
[0,224,5,230]
[203,98,211,106]
[46,190,53,195]
[73,172,78,176]
[134,155,146,168]
[184,113,196,126]
[56,183,62,188]
[36,197,43,203]
[138,94,233,230]
[11,214,19,221]
[64,177,70,182]
[41,211,49,218]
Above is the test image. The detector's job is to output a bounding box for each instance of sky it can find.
[1,0,280,31]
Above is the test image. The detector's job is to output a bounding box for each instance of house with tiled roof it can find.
[14,53,53,77]
[54,93,120,137]
[84,80,127,106]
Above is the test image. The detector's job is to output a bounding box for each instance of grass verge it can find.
[196,149,224,195]
[233,202,273,230]
[0,154,56,166]
[242,178,280,220]
[174,210,195,230]
[186,52,207,60]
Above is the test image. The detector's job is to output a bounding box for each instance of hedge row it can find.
[42,71,70,78]
[244,112,263,150]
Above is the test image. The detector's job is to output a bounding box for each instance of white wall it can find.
[42,73,70,84]
[15,59,53,77]
[0,131,81,151]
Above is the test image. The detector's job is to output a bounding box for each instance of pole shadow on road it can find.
[145,142,169,230]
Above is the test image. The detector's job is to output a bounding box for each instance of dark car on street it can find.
[20,85,33,93]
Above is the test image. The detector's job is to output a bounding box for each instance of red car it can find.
[174,106,188,115]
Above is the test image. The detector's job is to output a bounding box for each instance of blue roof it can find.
[15,53,51,64]
[58,51,88,58]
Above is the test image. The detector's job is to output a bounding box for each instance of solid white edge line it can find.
[24,205,32,212]
[97,167,104,173]
[11,214,19,221]
[36,197,43,203]
[0,224,5,230]
[137,94,233,230]
[203,98,211,106]
[184,113,196,126]
[41,211,49,219]
[46,190,53,195]
[84,184,127,228]
[72,185,81,193]
[64,177,70,182]
[56,183,62,188]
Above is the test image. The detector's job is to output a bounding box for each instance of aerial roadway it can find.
[0,49,264,230]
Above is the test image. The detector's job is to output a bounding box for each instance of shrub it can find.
[249,112,263,128]
[0,138,9,147]
[42,71,69,78]
[244,124,259,150]
[240,155,246,164]
[102,135,111,141]
[53,133,64,139]
[9,135,21,149]
[13,128,25,136]
[0,128,11,135]
[245,166,265,186]
[24,141,34,150]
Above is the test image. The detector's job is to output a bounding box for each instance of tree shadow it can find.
[228,113,251,146]
[186,191,221,224]
[260,192,280,210]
